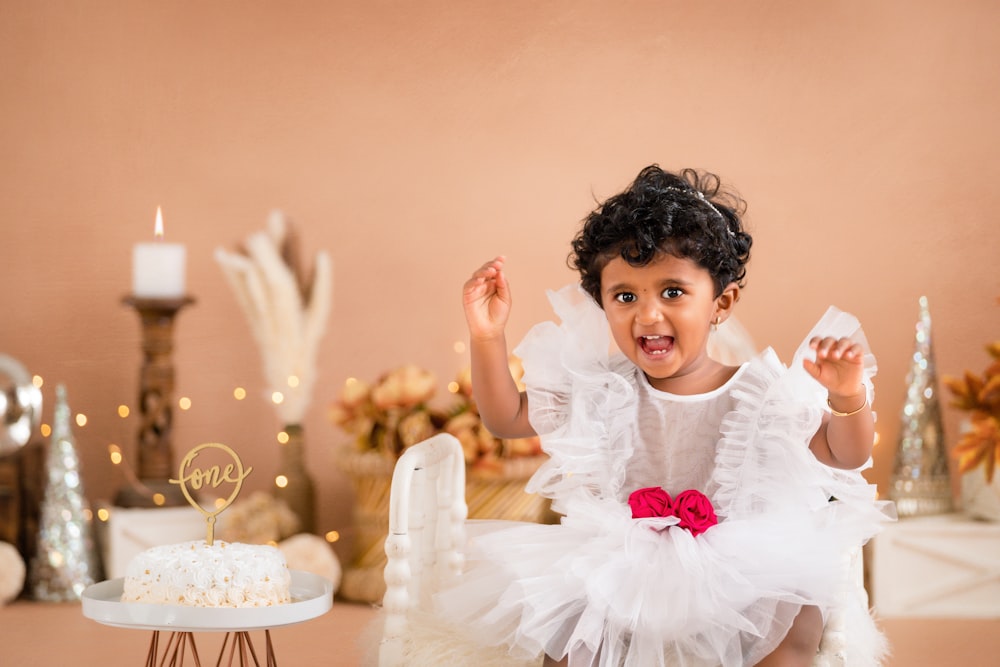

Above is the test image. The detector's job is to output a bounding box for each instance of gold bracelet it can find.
[827,396,868,417]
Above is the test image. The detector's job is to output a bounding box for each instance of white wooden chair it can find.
[376,433,882,667]
[378,433,470,667]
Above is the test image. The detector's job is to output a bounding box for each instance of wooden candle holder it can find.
[116,295,194,508]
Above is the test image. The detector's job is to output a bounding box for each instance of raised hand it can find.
[463,256,512,341]
[803,336,867,409]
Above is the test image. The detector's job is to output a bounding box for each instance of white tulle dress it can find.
[437,285,894,667]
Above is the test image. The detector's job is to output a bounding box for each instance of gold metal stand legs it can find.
[144,630,277,667]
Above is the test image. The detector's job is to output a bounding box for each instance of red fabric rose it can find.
[628,486,673,519]
[672,489,718,536]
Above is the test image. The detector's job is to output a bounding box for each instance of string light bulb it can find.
[102,382,319,520]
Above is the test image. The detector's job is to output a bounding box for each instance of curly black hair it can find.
[569,165,752,304]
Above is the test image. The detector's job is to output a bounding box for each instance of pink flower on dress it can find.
[627,486,673,519]
[672,489,718,536]
[627,487,718,537]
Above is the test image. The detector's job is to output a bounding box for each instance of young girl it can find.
[447,165,891,666]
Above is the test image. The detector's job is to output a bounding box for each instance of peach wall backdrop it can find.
[2,1,999,562]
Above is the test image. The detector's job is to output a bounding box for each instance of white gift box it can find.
[97,505,206,579]
[870,513,1000,618]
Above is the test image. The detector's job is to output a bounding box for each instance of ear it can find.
[713,283,740,324]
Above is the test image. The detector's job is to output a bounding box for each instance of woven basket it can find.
[337,448,551,604]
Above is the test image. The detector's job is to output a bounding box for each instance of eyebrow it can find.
[603,281,633,295]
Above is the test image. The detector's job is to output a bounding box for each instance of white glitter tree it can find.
[28,385,101,600]
[888,296,954,517]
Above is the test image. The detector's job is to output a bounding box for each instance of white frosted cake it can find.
[121,540,291,608]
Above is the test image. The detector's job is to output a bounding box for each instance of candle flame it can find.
[154,206,164,240]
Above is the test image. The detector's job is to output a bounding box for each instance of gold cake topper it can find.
[169,443,253,546]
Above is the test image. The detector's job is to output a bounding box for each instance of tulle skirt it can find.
[439,489,885,666]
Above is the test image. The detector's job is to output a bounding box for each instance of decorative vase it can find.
[274,424,316,534]
[337,450,395,604]
[958,418,1000,521]
[961,471,1000,521]
[336,447,552,604]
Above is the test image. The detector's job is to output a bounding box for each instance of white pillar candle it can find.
[132,207,187,298]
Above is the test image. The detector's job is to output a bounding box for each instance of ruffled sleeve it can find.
[711,306,883,521]
[515,285,639,508]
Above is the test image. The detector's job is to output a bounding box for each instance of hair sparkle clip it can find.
[664,186,728,228]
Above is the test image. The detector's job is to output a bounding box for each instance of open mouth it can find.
[639,335,674,356]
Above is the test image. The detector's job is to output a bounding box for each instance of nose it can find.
[636,299,663,326]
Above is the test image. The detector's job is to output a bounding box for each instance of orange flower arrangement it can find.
[944,309,1000,483]
[329,358,543,471]
[329,364,444,458]
[443,357,543,474]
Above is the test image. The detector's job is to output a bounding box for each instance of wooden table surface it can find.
[1,597,378,666]
[2,599,999,666]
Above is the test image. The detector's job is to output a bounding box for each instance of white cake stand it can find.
[82,571,333,666]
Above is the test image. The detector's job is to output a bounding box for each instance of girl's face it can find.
[599,253,738,394]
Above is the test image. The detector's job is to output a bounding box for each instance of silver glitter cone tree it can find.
[889,296,954,517]
[28,384,101,600]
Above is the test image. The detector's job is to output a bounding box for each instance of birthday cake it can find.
[121,540,291,608]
